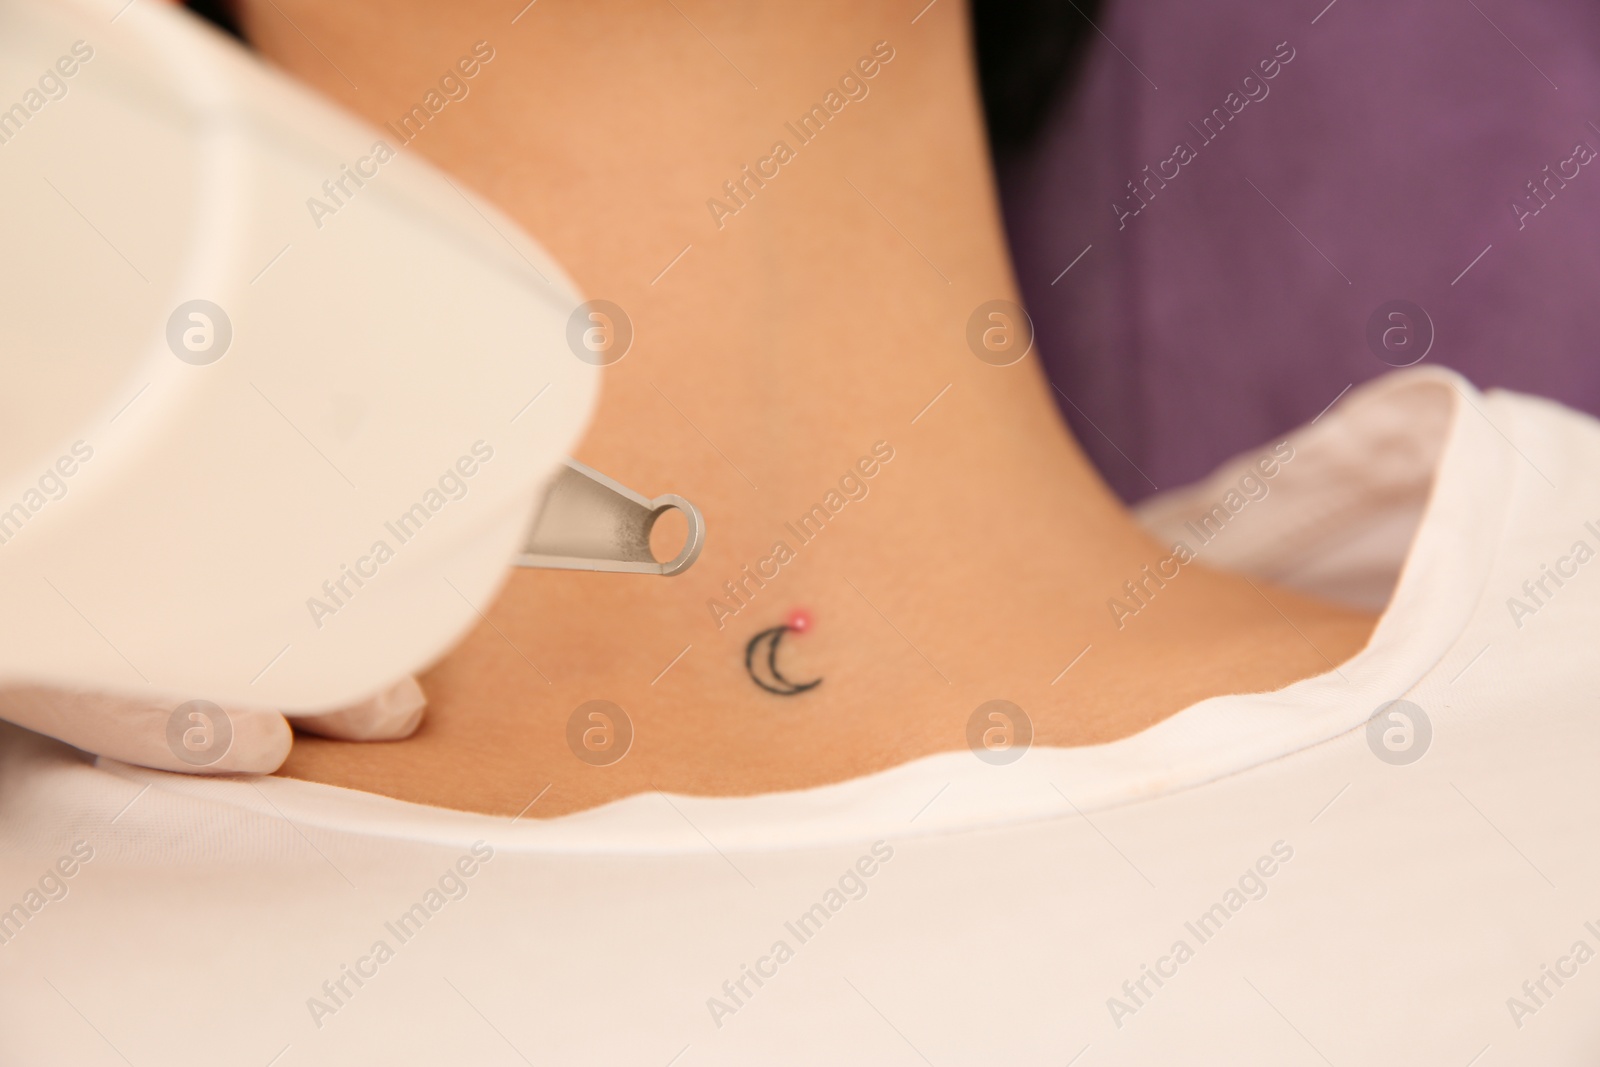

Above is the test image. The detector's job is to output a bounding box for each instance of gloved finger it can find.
[0,685,291,774]
[286,676,426,742]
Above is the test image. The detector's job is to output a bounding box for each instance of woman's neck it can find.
[239,0,1090,498]
[242,0,1376,815]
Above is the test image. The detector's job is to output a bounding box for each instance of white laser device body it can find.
[0,0,701,714]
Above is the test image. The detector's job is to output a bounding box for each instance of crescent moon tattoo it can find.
[744,625,822,696]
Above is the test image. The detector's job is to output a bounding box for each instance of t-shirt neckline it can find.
[99,368,1511,852]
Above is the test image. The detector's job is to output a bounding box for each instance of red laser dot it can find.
[786,609,812,634]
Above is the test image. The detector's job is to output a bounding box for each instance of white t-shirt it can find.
[3,368,1598,1065]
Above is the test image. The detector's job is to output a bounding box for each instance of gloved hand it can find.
[0,678,425,774]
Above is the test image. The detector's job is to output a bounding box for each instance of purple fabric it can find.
[1000,0,1600,502]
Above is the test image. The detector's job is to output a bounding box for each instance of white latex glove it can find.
[0,678,425,773]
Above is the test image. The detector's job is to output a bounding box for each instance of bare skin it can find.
[238,0,1378,816]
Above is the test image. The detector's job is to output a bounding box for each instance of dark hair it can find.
[971,0,1102,156]
[185,0,1101,156]
[187,0,243,40]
